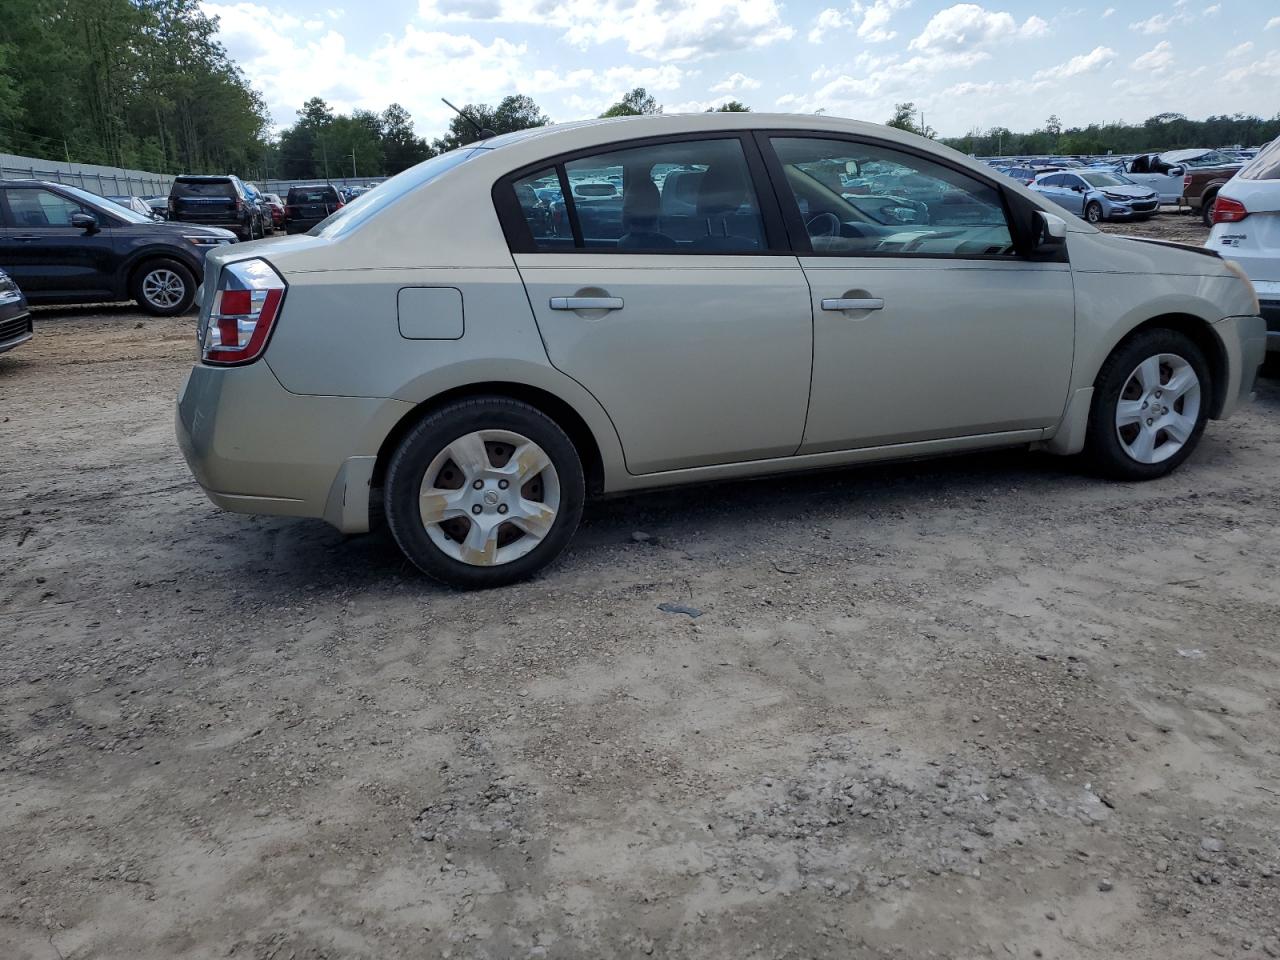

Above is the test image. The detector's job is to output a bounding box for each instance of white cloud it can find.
[419,0,794,61]
[1102,6,1114,15]
[1267,16,1280,29]
[1132,40,1174,73]
[1226,41,1254,57]
[808,0,910,43]
[1202,4,1219,14]
[1223,49,1280,83]
[711,72,761,93]
[809,7,852,42]
[1129,11,1182,33]
[1031,44,1115,81]
[908,4,1048,54]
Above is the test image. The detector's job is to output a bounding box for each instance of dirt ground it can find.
[2,213,1279,960]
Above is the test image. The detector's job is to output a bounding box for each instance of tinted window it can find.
[4,188,89,227]
[287,186,339,203]
[173,179,235,198]
[1240,140,1280,181]
[770,137,1014,257]
[1081,172,1124,188]
[556,138,765,252]
[511,167,569,249]
[1039,174,1063,187]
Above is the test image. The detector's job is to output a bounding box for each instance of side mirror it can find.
[1034,211,1067,251]
[1168,165,1185,177]
[70,212,98,233]
[844,160,860,177]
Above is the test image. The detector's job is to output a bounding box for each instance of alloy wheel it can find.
[1114,353,1201,464]
[417,429,561,566]
[141,268,186,309]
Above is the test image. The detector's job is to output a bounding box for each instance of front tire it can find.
[385,397,585,589]
[1085,201,1104,224]
[132,258,196,316]
[1084,329,1210,480]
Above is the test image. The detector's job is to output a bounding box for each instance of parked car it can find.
[1167,149,1246,226]
[1205,138,1280,353]
[143,195,169,219]
[106,195,160,220]
[168,174,265,240]
[1118,154,1188,204]
[1032,171,1159,222]
[1,178,236,315]
[176,114,1266,588]
[0,266,32,355]
[283,184,343,233]
[242,182,273,235]
[260,192,286,230]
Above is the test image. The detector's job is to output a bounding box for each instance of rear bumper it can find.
[1210,314,1268,417]
[175,360,413,533]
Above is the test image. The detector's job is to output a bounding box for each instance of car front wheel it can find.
[132,259,196,316]
[1085,201,1104,223]
[385,397,585,589]
[1084,329,1210,480]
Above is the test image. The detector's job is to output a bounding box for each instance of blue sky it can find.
[202,0,1280,141]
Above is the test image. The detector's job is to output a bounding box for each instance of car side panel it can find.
[259,263,629,480]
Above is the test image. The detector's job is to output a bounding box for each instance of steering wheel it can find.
[805,212,841,239]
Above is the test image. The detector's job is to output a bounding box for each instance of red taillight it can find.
[1211,195,1247,225]
[235,198,244,212]
[1183,174,1192,189]
[201,258,286,366]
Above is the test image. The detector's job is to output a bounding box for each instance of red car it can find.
[261,193,286,229]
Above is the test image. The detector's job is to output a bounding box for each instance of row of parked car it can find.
[989,148,1255,224]
[0,176,349,328]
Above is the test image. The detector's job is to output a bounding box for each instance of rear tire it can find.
[385,397,585,589]
[1084,328,1211,480]
[1201,192,1217,226]
[132,258,196,316]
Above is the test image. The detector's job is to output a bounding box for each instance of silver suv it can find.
[176,114,1267,588]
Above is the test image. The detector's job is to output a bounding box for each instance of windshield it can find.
[1240,140,1280,181]
[1081,173,1127,187]
[57,183,155,223]
[312,146,485,239]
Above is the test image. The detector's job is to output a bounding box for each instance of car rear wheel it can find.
[1201,192,1217,226]
[1085,201,1104,223]
[1084,329,1210,480]
[132,259,196,316]
[385,397,585,589]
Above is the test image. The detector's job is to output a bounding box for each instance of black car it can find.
[168,174,266,240]
[0,179,236,315]
[284,184,343,234]
[0,267,32,354]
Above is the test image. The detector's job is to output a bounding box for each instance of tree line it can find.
[0,0,269,174]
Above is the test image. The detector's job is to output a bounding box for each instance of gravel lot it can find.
[3,214,1279,959]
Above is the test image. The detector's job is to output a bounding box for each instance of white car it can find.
[1206,140,1279,353]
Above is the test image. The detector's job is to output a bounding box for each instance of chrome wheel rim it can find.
[142,268,184,308]
[1086,204,1102,223]
[418,429,560,566]
[1115,353,1200,464]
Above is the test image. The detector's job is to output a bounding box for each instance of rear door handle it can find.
[821,298,884,311]
[13,235,41,242]
[549,296,624,311]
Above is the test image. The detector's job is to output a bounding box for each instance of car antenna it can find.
[441,98,496,141]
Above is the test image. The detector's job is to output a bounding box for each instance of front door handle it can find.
[550,296,624,311]
[12,235,41,242]
[821,297,884,312]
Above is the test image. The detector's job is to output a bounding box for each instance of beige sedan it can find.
[177,113,1267,587]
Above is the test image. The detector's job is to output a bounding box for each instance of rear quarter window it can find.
[1239,141,1280,181]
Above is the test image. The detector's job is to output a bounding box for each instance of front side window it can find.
[769,137,1015,257]
[508,137,766,253]
[4,188,89,227]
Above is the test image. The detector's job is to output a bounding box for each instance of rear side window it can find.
[4,188,90,226]
[1240,140,1280,181]
[173,179,235,198]
[498,137,767,254]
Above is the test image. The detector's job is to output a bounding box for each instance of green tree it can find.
[885,102,935,138]
[708,100,750,112]
[432,94,550,152]
[381,102,433,173]
[599,87,661,118]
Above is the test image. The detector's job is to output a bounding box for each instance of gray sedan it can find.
[1032,171,1160,222]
